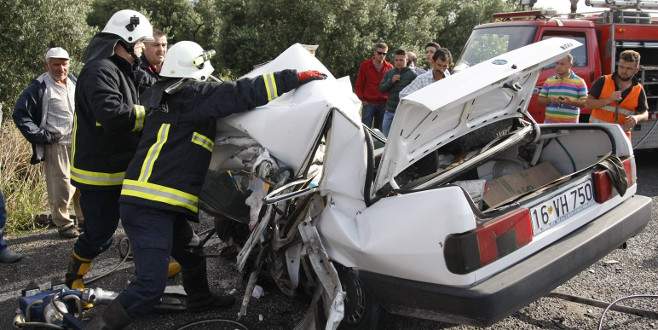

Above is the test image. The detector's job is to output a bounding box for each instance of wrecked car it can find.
[199,39,651,329]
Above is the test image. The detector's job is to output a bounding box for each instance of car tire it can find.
[336,265,381,330]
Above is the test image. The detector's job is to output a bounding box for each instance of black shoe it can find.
[182,260,235,312]
[0,248,22,263]
[86,299,132,330]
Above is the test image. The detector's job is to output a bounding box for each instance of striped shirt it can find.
[539,71,588,123]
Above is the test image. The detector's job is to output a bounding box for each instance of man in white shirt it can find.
[400,48,452,99]
[13,47,82,239]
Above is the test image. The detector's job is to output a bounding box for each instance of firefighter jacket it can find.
[71,54,149,190]
[119,70,300,218]
[590,74,645,137]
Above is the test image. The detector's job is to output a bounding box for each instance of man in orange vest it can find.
[587,50,648,139]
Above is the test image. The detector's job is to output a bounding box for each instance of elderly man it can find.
[355,42,393,129]
[587,50,649,139]
[13,47,82,239]
[140,28,167,78]
[537,54,588,123]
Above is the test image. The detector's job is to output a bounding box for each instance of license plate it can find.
[531,179,595,235]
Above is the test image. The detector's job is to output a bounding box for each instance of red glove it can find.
[297,70,327,85]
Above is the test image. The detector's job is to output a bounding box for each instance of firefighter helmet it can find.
[102,9,153,43]
[160,41,215,81]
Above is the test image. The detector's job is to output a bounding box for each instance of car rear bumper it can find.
[358,195,652,326]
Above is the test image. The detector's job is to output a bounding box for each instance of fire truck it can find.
[455,0,658,149]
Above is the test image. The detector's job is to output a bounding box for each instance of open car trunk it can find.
[389,118,619,213]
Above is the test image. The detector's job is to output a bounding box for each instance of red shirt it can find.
[355,58,393,104]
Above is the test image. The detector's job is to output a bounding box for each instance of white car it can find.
[200,39,651,329]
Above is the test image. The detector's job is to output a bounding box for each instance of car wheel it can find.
[336,265,381,330]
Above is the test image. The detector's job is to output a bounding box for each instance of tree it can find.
[0,0,96,116]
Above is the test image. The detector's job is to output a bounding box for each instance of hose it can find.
[598,294,658,330]
[632,118,658,149]
[84,237,132,285]
[176,318,248,330]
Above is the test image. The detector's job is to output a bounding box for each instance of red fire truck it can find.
[455,0,658,149]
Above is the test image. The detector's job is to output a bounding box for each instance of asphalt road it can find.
[1,150,657,330]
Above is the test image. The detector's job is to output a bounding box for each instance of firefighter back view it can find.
[64,9,178,291]
[85,40,326,329]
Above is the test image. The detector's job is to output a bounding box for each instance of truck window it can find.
[541,34,587,67]
[456,26,537,68]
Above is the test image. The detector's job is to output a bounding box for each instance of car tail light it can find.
[592,170,613,203]
[593,157,635,204]
[444,208,533,274]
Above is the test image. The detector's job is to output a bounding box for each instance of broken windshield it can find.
[457,26,537,68]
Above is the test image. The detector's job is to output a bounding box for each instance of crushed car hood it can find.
[374,37,582,192]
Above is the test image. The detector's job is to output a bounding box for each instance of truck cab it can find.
[455,11,601,123]
[456,2,658,149]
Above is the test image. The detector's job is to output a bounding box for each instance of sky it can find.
[533,0,601,13]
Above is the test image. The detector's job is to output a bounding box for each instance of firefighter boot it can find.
[168,258,181,278]
[85,299,132,330]
[182,260,235,312]
[65,253,91,290]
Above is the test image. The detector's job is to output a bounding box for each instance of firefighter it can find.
[64,9,183,291]
[587,50,649,139]
[85,41,326,328]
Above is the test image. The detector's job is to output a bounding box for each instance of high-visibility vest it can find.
[589,74,643,138]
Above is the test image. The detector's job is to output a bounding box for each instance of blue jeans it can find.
[73,189,121,260]
[361,103,385,129]
[382,110,396,136]
[0,192,7,252]
[117,203,200,317]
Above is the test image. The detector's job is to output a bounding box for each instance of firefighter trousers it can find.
[73,189,121,260]
[116,203,200,317]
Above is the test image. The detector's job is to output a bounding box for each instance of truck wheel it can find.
[336,265,381,330]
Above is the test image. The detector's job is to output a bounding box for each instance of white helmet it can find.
[160,41,215,81]
[102,9,153,43]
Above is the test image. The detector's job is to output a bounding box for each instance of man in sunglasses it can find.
[355,42,393,130]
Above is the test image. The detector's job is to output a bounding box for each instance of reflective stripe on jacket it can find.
[119,70,300,217]
[590,74,642,136]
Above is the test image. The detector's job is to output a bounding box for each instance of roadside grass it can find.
[1,121,48,234]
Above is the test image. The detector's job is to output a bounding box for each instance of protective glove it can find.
[297,70,327,85]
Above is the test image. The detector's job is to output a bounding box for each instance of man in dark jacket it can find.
[379,49,417,136]
[13,47,81,238]
[86,40,326,328]
[139,28,167,80]
[64,9,163,291]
